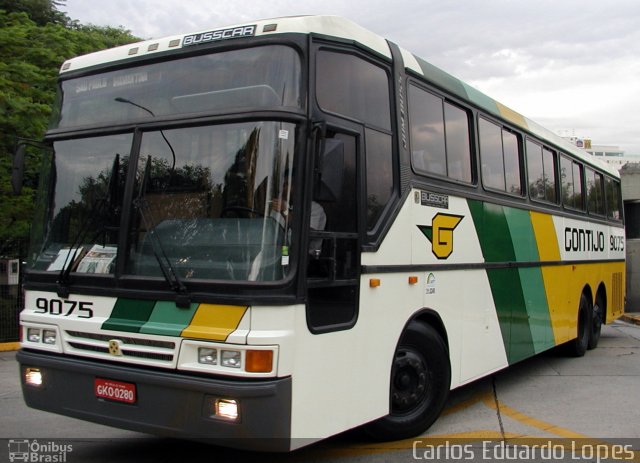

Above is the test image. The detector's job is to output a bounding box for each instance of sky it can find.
[61,0,640,155]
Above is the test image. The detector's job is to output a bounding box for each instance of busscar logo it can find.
[418,213,464,259]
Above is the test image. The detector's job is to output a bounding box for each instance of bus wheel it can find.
[363,322,450,441]
[567,294,590,357]
[587,295,604,350]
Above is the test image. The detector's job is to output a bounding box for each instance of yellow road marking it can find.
[309,389,639,461]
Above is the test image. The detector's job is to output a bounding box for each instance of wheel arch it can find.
[404,308,450,353]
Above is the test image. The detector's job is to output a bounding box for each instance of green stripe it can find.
[101,298,156,333]
[503,208,556,353]
[139,301,198,336]
[468,200,535,363]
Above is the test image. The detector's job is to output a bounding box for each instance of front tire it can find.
[363,322,450,441]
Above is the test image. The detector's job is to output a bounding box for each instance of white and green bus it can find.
[17,16,625,451]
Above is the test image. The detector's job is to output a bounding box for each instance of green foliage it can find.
[0,3,140,256]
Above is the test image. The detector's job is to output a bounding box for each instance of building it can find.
[621,163,640,311]
[561,135,640,169]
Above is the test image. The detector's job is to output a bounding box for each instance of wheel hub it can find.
[392,349,429,413]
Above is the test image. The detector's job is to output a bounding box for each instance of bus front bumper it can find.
[16,349,292,452]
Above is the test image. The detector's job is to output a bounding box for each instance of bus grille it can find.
[64,330,177,367]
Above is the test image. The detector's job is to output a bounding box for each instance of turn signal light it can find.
[246,350,273,373]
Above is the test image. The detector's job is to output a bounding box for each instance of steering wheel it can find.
[220,206,264,218]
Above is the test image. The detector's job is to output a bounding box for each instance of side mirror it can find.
[12,144,26,195]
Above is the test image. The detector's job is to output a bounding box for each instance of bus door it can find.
[305,127,360,333]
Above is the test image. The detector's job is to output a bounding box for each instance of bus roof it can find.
[59,15,618,178]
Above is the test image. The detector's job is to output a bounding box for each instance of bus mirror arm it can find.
[12,138,48,195]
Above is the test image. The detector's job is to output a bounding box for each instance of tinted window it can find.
[444,102,472,182]
[317,50,391,130]
[527,140,544,199]
[543,148,557,203]
[560,155,584,210]
[55,46,302,129]
[479,118,521,194]
[479,118,504,190]
[366,129,393,229]
[408,85,472,182]
[586,167,605,215]
[605,176,621,220]
[408,87,446,175]
[503,131,521,195]
[572,162,584,210]
[526,140,557,203]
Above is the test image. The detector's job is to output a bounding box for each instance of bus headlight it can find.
[27,328,41,343]
[221,350,241,368]
[42,329,57,345]
[198,348,217,365]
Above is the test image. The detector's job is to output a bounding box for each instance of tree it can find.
[0,0,70,26]
[0,4,140,256]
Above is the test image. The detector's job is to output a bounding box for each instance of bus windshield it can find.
[29,121,297,283]
[51,45,302,129]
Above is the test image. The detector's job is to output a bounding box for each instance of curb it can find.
[0,342,21,352]
[621,314,640,326]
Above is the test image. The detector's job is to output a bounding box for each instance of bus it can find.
[16,15,625,451]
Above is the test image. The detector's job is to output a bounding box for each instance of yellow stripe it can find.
[530,211,560,261]
[180,304,247,341]
[497,102,527,128]
[529,211,625,343]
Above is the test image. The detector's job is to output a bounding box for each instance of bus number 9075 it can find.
[34,298,94,319]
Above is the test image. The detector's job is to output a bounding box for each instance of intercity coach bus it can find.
[16,15,625,451]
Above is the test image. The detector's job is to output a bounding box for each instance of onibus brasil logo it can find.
[8,439,73,462]
[418,213,464,259]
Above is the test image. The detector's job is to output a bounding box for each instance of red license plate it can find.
[94,378,137,404]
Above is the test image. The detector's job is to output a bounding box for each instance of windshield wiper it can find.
[134,156,191,308]
[57,154,120,298]
[115,97,176,170]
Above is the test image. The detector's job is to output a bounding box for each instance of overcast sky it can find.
[62,0,640,154]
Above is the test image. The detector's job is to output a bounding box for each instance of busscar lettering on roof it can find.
[183,25,257,46]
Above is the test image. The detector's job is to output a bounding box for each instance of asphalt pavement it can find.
[1,319,639,463]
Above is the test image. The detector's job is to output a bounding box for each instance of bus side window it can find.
[479,117,522,195]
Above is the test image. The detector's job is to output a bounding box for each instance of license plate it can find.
[94,378,136,404]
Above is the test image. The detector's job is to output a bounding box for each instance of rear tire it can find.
[363,322,450,441]
[587,296,604,350]
[567,294,590,357]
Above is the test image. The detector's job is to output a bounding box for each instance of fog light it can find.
[25,368,43,386]
[27,328,41,343]
[198,348,217,365]
[215,399,239,420]
[42,329,57,345]
[221,350,241,368]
